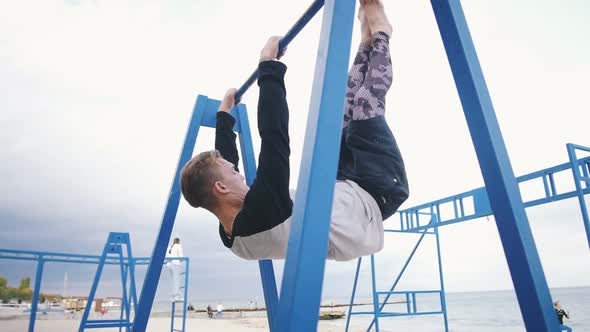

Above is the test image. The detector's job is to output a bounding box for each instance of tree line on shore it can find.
[0,275,63,303]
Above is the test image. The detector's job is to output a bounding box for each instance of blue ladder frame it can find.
[169,257,190,332]
[79,232,138,331]
[346,144,590,331]
[0,246,190,332]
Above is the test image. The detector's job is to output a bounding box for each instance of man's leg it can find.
[340,0,409,220]
[338,8,373,176]
[343,7,372,129]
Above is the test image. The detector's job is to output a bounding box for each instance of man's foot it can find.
[358,3,372,45]
[364,0,392,37]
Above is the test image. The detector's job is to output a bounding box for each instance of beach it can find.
[1,316,346,332]
[2,287,588,331]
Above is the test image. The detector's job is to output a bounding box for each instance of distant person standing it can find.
[166,237,184,301]
[554,301,571,332]
[216,303,223,319]
[207,304,213,318]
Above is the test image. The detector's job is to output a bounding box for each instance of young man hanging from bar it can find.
[180,0,408,261]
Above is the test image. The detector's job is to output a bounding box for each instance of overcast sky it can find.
[1,0,589,307]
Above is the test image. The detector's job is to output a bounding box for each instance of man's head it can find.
[180,150,249,213]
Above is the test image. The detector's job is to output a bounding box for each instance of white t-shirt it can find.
[166,243,184,266]
[217,304,223,312]
[228,180,384,261]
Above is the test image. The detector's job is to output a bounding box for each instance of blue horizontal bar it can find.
[235,0,324,101]
[0,256,39,262]
[580,176,590,182]
[87,319,127,323]
[84,322,132,328]
[379,311,444,318]
[384,230,435,234]
[570,143,590,153]
[0,249,187,266]
[196,97,241,131]
[350,311,376,315]
[376,290,441,295]
[400,156,590,213]
[392,174,590,232]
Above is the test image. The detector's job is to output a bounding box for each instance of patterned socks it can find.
[350,31,392,121]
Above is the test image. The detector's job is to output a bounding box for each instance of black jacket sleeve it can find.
[229,61,294,239]
[215,112,240,171]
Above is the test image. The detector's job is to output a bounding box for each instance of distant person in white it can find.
[165,237,184,301]
[216,303,223,318]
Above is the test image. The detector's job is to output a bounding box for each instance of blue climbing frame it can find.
[431,1,559,330]
[0,241,189,332]
[346,144,590,331]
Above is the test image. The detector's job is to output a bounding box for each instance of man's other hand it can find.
[218,88,237,112]
[259,36,283,63]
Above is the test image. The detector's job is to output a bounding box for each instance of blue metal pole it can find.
[235,0,325,101]
[79,245,108,331]
[133,96,207,332]
[430,1,559,330]
[277,1,356,331]
[345,257,363,332]
[182,258,189,332]
[126,254,138,315]
[369,255,380,332]
[367,229,429,331]
[119,264,128,332]
[28,257,44,332]
[236,104,279,329]
[434,226,449,332]
[567,143,590,249]
[170,302,175,332]
[118,251,131,332]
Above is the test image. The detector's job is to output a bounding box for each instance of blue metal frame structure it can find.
[132,93,283,330]
[170,258,190,332]
[79,232,137,331]
[120,0,579,331]
[346,144,590,331]
[0,242,189,332]
[278,1,355,331]
[132,1,353,331]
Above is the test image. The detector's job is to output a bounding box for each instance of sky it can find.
[1,0,589,308]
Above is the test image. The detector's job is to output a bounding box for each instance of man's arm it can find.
[232,37,293,237]
[215,89,240,171]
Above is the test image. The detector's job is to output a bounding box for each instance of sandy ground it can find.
[1,316,349,332]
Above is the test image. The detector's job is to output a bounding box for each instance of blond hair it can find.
[180,150,222,211]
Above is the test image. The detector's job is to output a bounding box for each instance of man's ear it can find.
[213,181,229,194]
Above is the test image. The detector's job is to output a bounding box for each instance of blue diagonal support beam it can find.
[430,0,559,331]
[133,96,206,332]
[236,103,280,330]
[277,0,356,331]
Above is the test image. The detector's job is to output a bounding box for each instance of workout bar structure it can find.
[0,248,189,332]
[346,144,590,331]
[135,0,563,331]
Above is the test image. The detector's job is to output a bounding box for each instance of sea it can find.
[153,286,589,331]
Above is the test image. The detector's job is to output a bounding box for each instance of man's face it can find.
[215,158,249,201]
